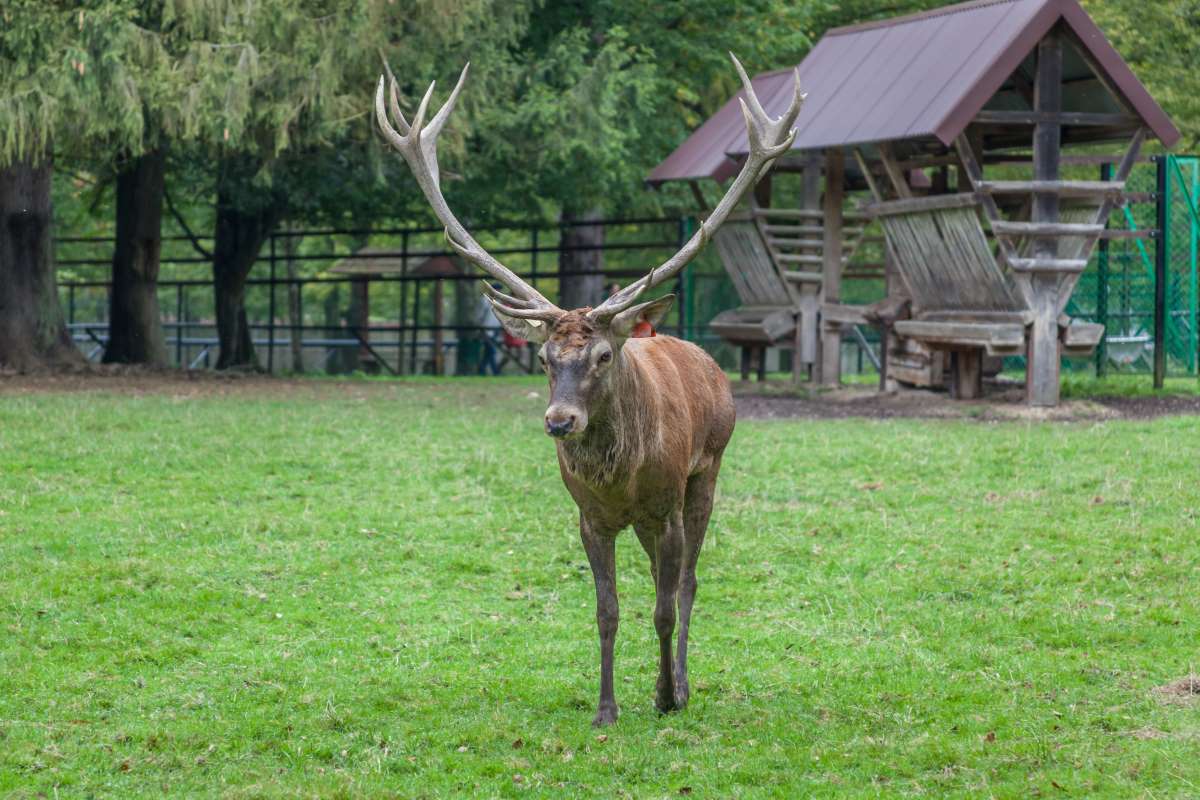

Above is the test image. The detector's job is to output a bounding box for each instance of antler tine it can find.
[480,279,538,310]
[374,66,561,314]
[590,54,805,322]
[484,295,562,323]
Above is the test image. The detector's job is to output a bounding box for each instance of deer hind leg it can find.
[580,516,619,727]
[648,510,685,714]
[675,458,722,709]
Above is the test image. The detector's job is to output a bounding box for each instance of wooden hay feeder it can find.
[649,0,1179,406]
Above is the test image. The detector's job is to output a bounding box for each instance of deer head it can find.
[375,55,804,439]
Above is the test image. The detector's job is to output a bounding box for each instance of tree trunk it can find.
[104,149,167,365]
[558,208,605,310]
[211,186,280,370]
[0,157,81,371]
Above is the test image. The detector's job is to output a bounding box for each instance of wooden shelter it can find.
[650,0,1179,406]
[331,249,465,375]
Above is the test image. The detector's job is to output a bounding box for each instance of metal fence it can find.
[1058,154,1200,383]
[57,217,745,375]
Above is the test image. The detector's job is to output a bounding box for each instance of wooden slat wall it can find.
[711,220,791,306]
[880,206,1025,314]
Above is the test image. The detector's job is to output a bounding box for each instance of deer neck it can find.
[558,351,648,487]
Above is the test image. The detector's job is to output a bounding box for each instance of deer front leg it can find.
[580,517,619,727]
[653,509,685,713]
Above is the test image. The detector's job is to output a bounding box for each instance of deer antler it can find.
[589,54,805,322]
[374,65,563,323]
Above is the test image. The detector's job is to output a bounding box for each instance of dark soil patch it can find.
[732,380,1200,422]
[1154,675,1200,701]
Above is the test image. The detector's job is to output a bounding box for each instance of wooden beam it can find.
[976,179,1126,196]
[819,148,844,387]
[852,148,886,202]
[876,142,913,199]
[1028,29,1064,407]
[973,110,1140,127]
[861,192,982,216]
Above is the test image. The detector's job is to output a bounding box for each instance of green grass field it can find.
[1,377,1198,798]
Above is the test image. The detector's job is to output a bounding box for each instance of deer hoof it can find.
[592,703,619,727]
[655,680,679,714]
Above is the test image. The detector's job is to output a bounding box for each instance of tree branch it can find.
[165,186,212,260]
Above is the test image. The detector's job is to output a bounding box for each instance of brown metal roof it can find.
[648,0,1179,185]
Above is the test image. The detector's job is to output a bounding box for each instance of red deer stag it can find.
[375,56,803,726]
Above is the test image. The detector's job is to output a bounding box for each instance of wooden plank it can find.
[1007,258,1089,273]
[783,270,823,284]
[977,180,1126,196]
[973,110,1139,127]
[921,309,1035,324]
[853,148,886,202]
[877,142,913,199]
[862,192,982,216]
[990,221,1104,236]
[820,302,869,325]
[894,319,1026,354]
[776,253,824,265]
[764,224,823,235]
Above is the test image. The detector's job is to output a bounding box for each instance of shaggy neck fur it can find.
[558,347,652,487]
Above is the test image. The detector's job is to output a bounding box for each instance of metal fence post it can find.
[1096,162,1111,377]
[1154,156,1168,389]
[268,234,277,373]
[175,283,183,366]
[400,231,409,376]
[532,227,540,292]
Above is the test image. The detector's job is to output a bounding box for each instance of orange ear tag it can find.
[631,321,656,338]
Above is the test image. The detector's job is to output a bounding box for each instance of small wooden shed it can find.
[651,0,1179,406]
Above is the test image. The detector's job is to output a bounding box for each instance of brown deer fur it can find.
[521,305,735,726]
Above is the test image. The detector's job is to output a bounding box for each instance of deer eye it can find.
[598,351,612,364]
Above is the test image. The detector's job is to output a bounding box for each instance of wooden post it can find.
[796,154,823,383]
[1027,31,1064,407]
[819,148,844,386]
[950,350,983,399]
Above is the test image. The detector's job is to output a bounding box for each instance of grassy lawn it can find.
[1,377,1198,798]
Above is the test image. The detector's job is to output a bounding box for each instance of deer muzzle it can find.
[545,404,587,439]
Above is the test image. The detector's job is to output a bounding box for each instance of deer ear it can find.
[490,304,554,344]
[610,294,675,340]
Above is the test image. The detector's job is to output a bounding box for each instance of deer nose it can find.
[545,412,576,438]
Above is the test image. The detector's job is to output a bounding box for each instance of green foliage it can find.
[1,379,1199,795]
[1082,0,1200,149]
[465,0,816,219]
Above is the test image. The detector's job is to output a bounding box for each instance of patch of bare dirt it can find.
[732,380,1200,422]
[1153,675,1200,703]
